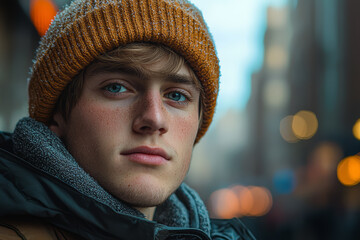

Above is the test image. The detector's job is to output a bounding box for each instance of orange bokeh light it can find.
[280,115,298,143]
[248,186,273,216]
[231,185,254,216]
[292,110,318,139]
[30,0,58,36]
[209,188,240,219]
[337,155,360,186]
[280,111,318,143]
[353,119,360,140]
[209,185,273,218]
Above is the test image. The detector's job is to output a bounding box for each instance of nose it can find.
[132,91,169,135]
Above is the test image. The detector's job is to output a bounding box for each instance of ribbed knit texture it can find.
[28,0,219,142]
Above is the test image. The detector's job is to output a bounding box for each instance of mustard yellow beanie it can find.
[28,0,219,142]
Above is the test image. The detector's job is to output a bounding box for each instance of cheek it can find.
[172,114,199,143]
[75,100,129,132]
[66,99,132,152]
[170,114,199,170]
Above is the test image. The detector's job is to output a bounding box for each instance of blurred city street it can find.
[1,0,360,239]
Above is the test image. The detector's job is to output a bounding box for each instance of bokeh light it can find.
[280,115,298,143]
[337,155,360,186]
[266,45,288,70]
[30,0,58,36]
[307,142,342,181]
[273,169,296,194]
[209,188,240,219]
[209,185,273,218]
[248,186,273,216]
[292,110,318,139]
[231,185,254,216]
[280,111,318,142]
[292,114,307,138]
[264,78,289,109]
[353,119,360,140]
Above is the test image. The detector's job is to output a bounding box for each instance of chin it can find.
[107,176,180,208]
[114,184,172,208]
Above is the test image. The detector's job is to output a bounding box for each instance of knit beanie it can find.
[28,0,219,142]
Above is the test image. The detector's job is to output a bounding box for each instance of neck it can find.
[134,206,156,220]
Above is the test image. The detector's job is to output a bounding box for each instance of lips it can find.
[121,146,170,165]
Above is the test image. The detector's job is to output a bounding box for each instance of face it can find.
[51,58,200,209]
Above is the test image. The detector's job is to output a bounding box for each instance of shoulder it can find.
[0,216,84,240]
[210,218,256,240]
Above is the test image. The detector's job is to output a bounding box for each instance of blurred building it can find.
[246,5,293,178]
[0,0,39,131]
[0,0,70,131]
[247,0,360,200]
[246,0,360,239]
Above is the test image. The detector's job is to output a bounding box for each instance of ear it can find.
[49,112,66,138]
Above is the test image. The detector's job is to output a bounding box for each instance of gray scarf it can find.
[12,117,210,234]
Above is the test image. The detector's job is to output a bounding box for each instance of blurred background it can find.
[1,0,360,239]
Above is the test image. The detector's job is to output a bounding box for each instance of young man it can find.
[0,0,255,239]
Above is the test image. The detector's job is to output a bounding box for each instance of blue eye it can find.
[166,92,187,102]
[104,83,126,93]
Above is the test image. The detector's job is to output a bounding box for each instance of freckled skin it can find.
[50,59,200,217]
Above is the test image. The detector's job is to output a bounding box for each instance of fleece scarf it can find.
[12,117,210,234]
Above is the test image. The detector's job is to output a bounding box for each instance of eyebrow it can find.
[88,65,197,87]
[164,73,196,86]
